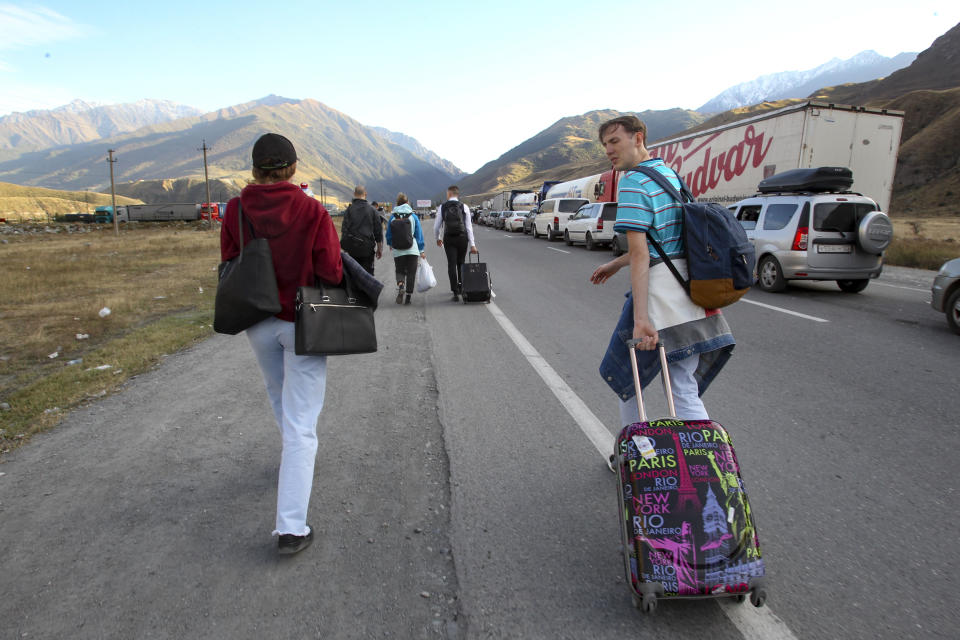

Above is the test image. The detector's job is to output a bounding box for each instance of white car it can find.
[563,202,617,250]
[502,211,527,232]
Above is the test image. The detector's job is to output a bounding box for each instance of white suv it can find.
[730,191,893,293]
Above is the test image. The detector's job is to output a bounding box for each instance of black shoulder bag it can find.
[294,268,377,356]
[213,203,282,335]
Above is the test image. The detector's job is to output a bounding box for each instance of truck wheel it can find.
[585,233,596,251]
[946,288,960,335]
[758,256,787,292]
[547,227,556,241]
[532,225,540,239]
[836,279,869,293]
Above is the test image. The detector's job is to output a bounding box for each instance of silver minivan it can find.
[730,192,893,293]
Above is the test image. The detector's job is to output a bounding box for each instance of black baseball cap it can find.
[252,133,297,170]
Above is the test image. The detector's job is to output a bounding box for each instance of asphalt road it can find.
[1,223,957,639]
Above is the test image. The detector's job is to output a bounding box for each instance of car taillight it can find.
[792,226,808,251]
[553,216,559,225]
[597,218,604,230]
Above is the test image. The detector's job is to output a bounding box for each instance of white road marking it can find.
[486,302,612,458]
[547,247,571,254]
[741,298,829,322]
[487,300,800,640]
[872,281,929,293]
[718,599,801,640]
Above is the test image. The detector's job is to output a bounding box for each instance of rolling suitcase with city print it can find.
[614,342,767,613]
[461,252,491,303]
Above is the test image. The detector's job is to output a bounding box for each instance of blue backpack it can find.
[633,166,756,309]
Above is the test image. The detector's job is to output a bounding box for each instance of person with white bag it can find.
[385,192,427,305]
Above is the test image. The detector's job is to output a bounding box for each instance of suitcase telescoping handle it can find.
[626,340,676,421]
[469,251,480,264]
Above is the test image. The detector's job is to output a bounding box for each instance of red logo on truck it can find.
[650,125,773,198]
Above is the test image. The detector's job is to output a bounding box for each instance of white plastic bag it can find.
[416,258,437,293]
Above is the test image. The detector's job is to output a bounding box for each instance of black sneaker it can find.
[278,526,314,555]
[451,293,459,302]
[404,294,411,305]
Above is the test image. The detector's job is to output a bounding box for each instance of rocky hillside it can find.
[810,21,960,214]
[0,99,202,151]
[0,181,142,218]
[0,97,460,206]
[113,177,250,207]
[458,108,706,197]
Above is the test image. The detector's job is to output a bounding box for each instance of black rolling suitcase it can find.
[758,166,853,193]
[614,342,767,613]
[461,253,491,303]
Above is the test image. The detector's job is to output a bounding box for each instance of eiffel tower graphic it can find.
[671,431,701,513]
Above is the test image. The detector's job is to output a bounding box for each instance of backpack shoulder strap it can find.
[631,165,692,203]
[629,166,690,294]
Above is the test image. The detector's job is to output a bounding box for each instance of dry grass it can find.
[0,222,221,450]
[887,216,960,269]
[0,216,343,452]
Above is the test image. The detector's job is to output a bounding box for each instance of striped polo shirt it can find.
[613,158,684,259]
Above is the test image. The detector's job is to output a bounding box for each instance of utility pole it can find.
[199,139,213,230]
[319,178,325,207]
[107,149,118,237]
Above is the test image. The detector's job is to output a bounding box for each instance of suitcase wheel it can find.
[633,594,657,614]
[735,593,747,604]
[750,588,767,608]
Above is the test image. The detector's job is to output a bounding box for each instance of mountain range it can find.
[371,127,465,179]
[0,97,463,206]
[0,99,202,152]
[697,50,917,113]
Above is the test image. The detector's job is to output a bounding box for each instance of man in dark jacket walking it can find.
[341,186,383,275]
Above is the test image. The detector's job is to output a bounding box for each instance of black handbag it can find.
[294,269,377,356]
[213,203,282,335]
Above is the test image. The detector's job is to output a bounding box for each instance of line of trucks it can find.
[479,100,904,215]
[64,202,227,224]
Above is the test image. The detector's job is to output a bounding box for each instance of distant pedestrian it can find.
[220,133,343,554]
[385,192,426,305]
[590,115,734,424]
[434,185,477,301]
[341,187,383,275]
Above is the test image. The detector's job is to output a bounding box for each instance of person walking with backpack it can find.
[220,133,342,554]
[589,116,735,424]
[340,186,383,275]
[385,192,426,305]
[434,185,477,301]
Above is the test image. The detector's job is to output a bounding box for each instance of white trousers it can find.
[619,353,708,425]
[246,317,327,536]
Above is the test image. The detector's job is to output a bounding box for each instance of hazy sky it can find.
[1,1,958,173]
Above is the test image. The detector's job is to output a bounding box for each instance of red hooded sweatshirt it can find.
[221,181,343,322]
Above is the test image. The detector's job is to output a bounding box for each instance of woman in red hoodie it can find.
[221,133,343,555]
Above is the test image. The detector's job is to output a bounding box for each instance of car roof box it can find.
[758,167,853,193]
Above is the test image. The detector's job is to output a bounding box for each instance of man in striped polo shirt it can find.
[591,115,735,425]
